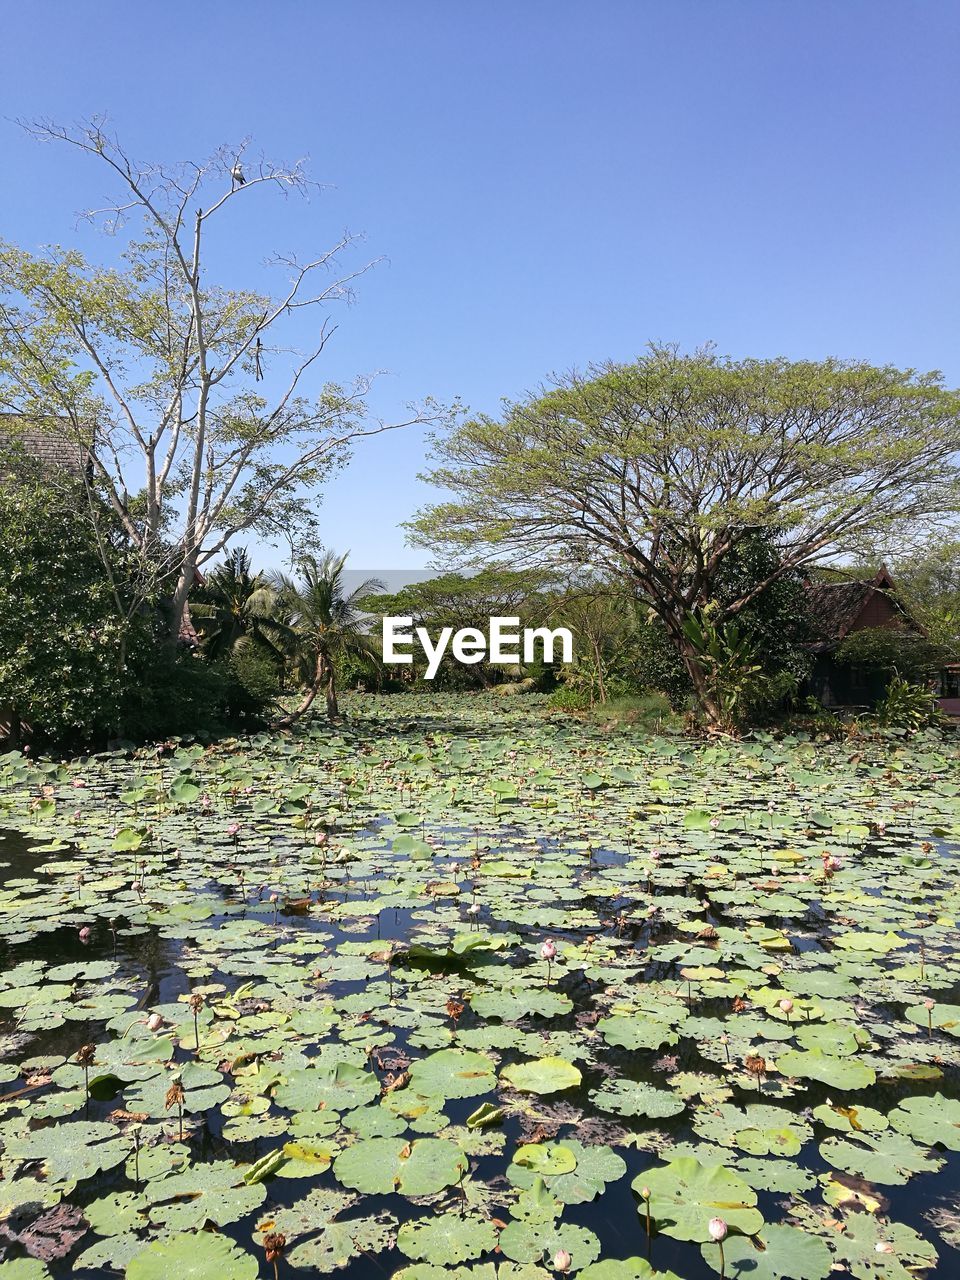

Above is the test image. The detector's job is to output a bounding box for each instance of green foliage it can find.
[0,475,128,745]
[869,675,943,733]
[548,686,591,711]
[889,538,960,648]
[411,348,960,723]
[192,548,287,665]
[682,613,767,730]
[836,626,948,685]
[270,552,383,720]
[712,530,813,690]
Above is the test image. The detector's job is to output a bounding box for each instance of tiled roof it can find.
[803,567,905,646]
[0,416,90,478]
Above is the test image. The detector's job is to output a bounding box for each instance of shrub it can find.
[0,476,129,747]
[547,686,590,711]
[869,676,943,734]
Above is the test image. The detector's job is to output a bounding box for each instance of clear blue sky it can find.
[2,2,958,572]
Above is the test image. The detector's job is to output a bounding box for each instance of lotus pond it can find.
[0,694,959,1280]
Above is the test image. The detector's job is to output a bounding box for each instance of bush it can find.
[0,476,129,747]
[117,646,231,742]
[547,686,590,711]
[224,643,281,717]
[836,627,949,686]
[868,676,943,734]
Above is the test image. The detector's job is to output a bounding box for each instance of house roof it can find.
[0,415,91,479]
[803,566,910,649]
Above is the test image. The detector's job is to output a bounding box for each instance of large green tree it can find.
[0,120,449,640]
[410,348,960,722]
[0,467,128,745]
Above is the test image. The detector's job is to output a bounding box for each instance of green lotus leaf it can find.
[142,1159,267,1228]
[127,1231,258,1279]
[466,1102,504,1129]
[500,1056,582,1095]
[596,1015,679,1052]
[273,1060,380,1112]
[904,1002,960,1035]
[693,1103,811,1156]
[775,1047,876,1090]
[333,1136,467,1196]
[699,1222,832,1279]
[286,1214,399,1271]
[811,1102,888,1134]
[591,1080,685,1119]
[579,1263,681,1280]
[275,1138,340,1176]
[888,1093,960,1149]
[635,1157,763,1241]
[510,1142,626,1205]
[0,1177,62,1220]
[830,1210,938,1279]
[84,1189,147,1235]
[512,1143,577,1176]
[471,989,573,1020]
[3,1119,127,1183]
[820,1129,943,1185]
[397,1213,498,1264]
[407,1048,497,1100]
[498,1219,601,1271]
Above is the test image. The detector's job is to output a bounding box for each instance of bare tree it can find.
[0,119,450,638]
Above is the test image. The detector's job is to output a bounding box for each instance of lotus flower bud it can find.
[540,939,558,961]
[709,1217,728,1242]
[553,1250,572,1273]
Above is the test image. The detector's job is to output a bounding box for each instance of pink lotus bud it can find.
[639,1185,651,1199]
[709,1217,728,1242]
[227,823,241,838]
[709,817,721,830]
[78,926,92,944]
[778,998,794,1014]
[650,850,661,863]
[146,1013,163,1032]
[553,1250,572,1273]
[269,892,279,904]
[925,997,935,1010]
[540,939,558,961]
[467,902,481,915]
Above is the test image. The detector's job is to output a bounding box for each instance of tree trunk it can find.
[324,659,339,721]
[168,557,198,645]
[277,652,329,726]
[660,614,724,728]
[679,644,723,726]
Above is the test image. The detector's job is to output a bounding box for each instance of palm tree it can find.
[192,548,288,663]
[270,552,383,722]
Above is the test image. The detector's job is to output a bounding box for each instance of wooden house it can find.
[804,566,958,715]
